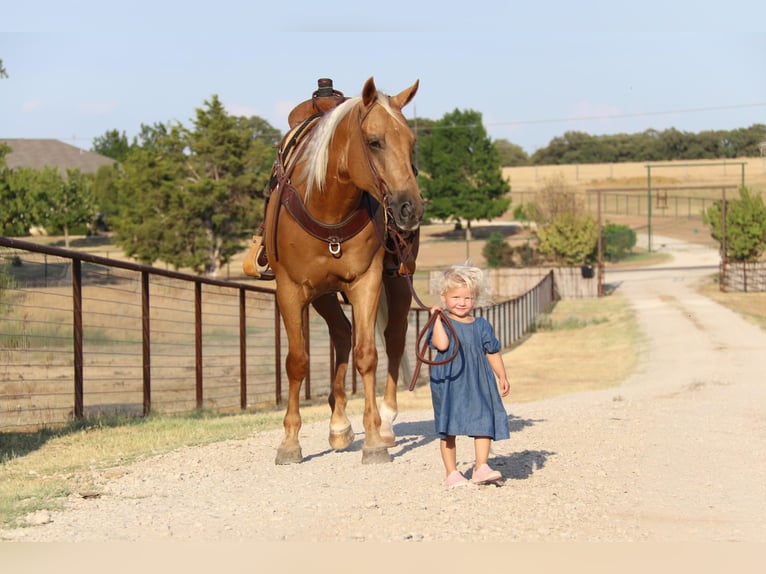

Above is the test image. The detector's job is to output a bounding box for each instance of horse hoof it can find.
[361,446,391,464]
[275,447,303,465]
[329,425,355,450]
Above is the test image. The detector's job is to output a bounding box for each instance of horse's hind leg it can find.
[312,294,355,451]
[379,274,414,445]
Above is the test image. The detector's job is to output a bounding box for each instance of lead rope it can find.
[387,234,459,392]
[407,305,459,391]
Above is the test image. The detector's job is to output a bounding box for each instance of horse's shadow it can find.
[303,413,552,480]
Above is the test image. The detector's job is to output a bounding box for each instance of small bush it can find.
[483,232,513,268]
[601,222,637,262]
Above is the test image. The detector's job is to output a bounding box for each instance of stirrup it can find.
[243,235,274,280]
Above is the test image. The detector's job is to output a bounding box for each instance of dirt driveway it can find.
[2,235,765,542]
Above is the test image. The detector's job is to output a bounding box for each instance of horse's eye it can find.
[368,138,383,150]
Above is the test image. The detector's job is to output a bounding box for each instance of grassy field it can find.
[503,156,766,194]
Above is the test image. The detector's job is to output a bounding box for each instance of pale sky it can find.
[2,0,764,154]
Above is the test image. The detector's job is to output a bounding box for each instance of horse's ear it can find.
[390,80,419,110]
[362,77,378,107]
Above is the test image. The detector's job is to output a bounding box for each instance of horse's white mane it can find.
[300,91,408,199]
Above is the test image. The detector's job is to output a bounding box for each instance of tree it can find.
[418,108,510,242]
[0,169,29,236]
[112,98,275,275]
[0,142,9,166]
[92,129,131,161]
[0,166,92,238]
[178,95,271,274]
[494,139,529,166]
[0,58,7,79]
[703,186,766,262]
[40,168,96,246]
[113,122,192,266]
[91,164,122,230]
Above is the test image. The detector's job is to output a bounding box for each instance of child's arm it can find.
[486,352,511,397]
[429,305,450,351]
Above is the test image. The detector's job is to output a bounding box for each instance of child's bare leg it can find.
[473,436,492,471]
[440,436,458,476]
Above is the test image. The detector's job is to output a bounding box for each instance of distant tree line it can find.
[489,124,766,167]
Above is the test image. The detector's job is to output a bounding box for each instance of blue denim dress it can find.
[428,317,511,441]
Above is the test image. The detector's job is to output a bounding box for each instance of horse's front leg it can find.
[312,293,355,451]
[275,288,309,465]
[348,280,390,464]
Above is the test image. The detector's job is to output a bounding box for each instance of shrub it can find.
[483,232,513,268]
[703,186,766,262]
[601,222,637,262]
[538,212,598,265]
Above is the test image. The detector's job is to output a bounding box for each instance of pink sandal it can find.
[446,470,469,487]
[471,464,502,484]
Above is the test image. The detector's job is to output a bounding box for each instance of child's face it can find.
[441,286,475,319]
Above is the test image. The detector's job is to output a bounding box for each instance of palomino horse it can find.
[263,77,423,464]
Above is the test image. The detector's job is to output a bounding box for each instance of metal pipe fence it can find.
[1,237,557,431]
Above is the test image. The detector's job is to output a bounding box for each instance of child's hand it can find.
[430,305,442,316]
[499,378,510,397]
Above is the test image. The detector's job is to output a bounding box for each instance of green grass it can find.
[0,407,284,527]
[0,404,341,528]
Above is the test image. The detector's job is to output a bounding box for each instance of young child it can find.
[428,265,511,487]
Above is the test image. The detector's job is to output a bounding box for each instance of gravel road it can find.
[3,235,765,542]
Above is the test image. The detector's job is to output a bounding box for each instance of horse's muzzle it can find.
[391,199,423,231]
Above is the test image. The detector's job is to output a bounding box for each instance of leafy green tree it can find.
[0,169,28,236]
[40,168,96,246]
[113,122,189,265]
[90,164,122,230]
[703,186,766,262]
[418,108,510,240]
[178,96,271,274]
[112,97,276,275]
[92,129,131,162]
[0,166,84,237]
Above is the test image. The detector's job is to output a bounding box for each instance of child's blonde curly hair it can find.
[435,265,492,308]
